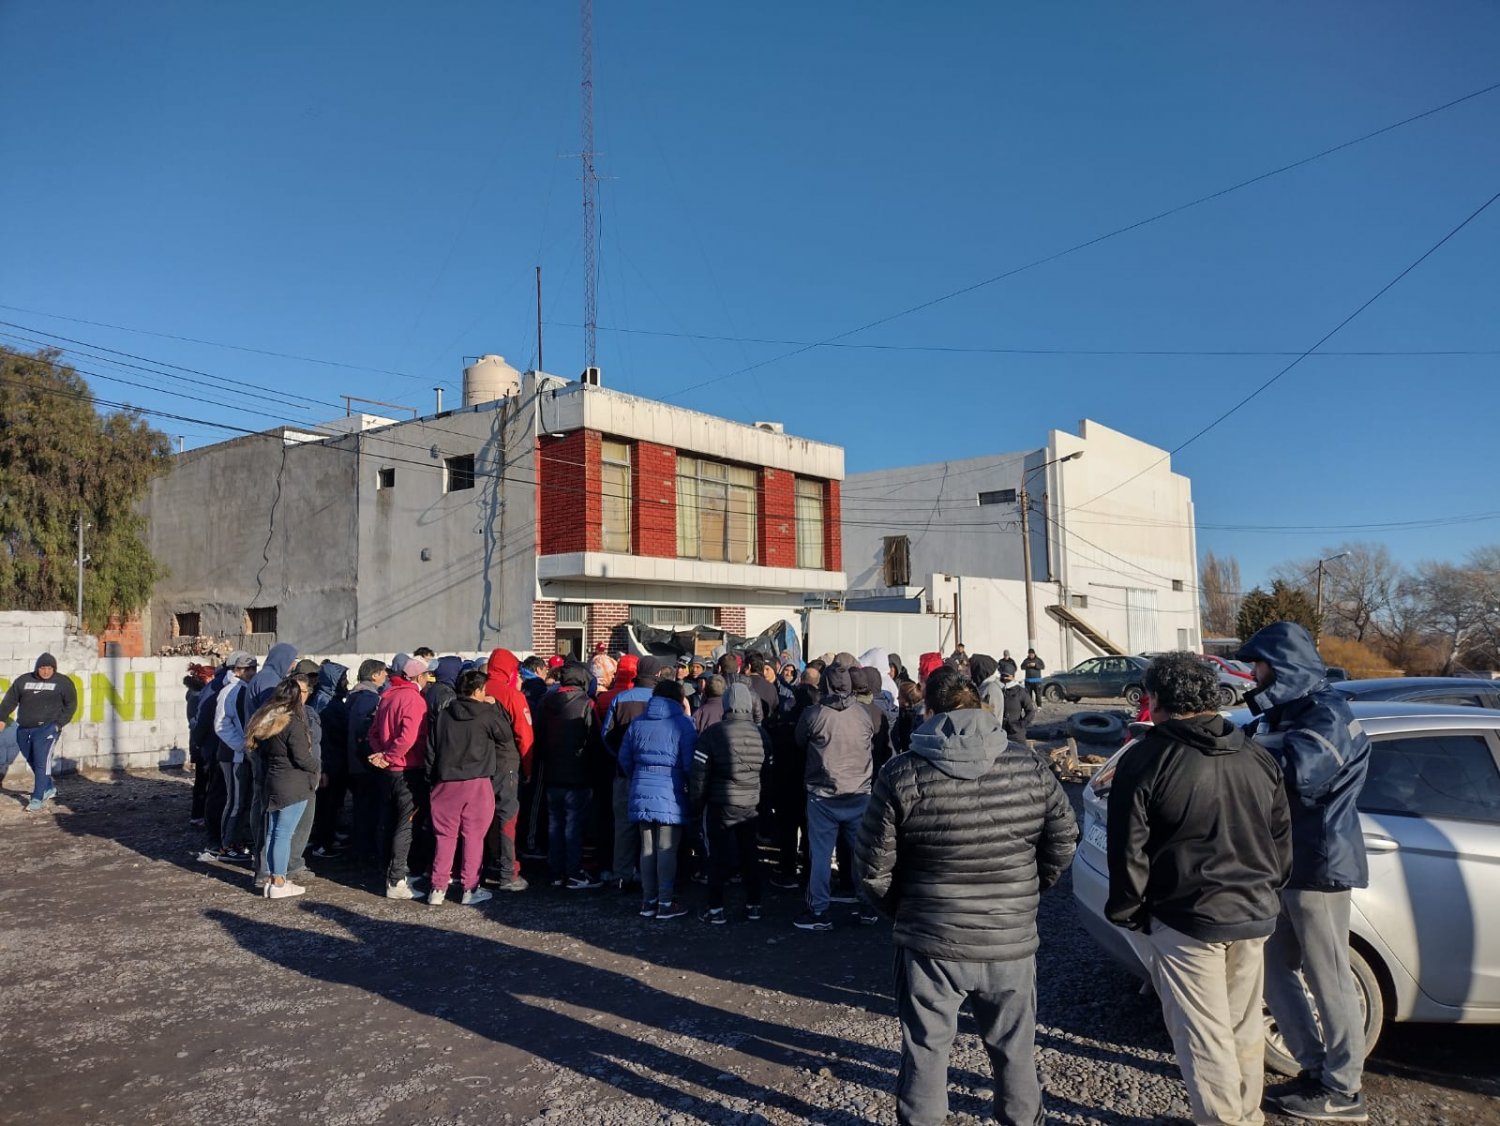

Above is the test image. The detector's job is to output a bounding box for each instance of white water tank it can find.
[463,354,521,407]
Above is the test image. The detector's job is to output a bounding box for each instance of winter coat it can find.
[917,653,945,684]
[483,649,536,773]
[998,682,1036,743]
[344,681,381,774]
[795,665,876,799]
[426,696,509,783]
[689,684,769,817]
[858,647,901,705]
[693,694,725,733]
[855,708,1078,962]
[1106,713,1292,942]
[190,668,229,764]
[246,643,297,714]
[594,655,638,724]
[619,695,698,825]
[214,678,254,764]
[537,663,605,789]
[603,681,657,763]
[248,705,319,812]
[0,654,77,729]
[367,675,429,772]
[1020,654,1045,681]
[1238,622,1371,891]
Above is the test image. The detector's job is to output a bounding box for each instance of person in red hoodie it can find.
[481,648,536,889]
[368,656,432,900]
[595,654,638,725]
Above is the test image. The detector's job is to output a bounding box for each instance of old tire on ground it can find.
[1042,683,1067,704]
[1068,711,1126,745]
[1263,945,1384,1077]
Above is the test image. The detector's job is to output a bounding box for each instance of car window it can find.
[1361,733,1500,823]
[1073,660,1100,674]
[1410,691,1486,708]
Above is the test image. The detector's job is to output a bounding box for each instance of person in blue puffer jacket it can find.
[618,679,697,921]
[1238,620,1371,1122]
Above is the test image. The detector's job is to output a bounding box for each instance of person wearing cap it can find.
[343,658,389,870]
[368,656,433,900]
[997,665,1037,747]
[209,651,259,859]
[1,652,79,812]
[602,655,667,890]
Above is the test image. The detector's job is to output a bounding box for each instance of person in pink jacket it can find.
[368,656,432,900]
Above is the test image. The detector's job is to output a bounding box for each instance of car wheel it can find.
[1123,685,1144,709]
[1216,685,1236,708]
[1263,945,1384,1077]
[1068,711,1127,745]
[1042,684,1065,703]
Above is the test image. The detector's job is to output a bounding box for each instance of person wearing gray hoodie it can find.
[856,665,1077,1126]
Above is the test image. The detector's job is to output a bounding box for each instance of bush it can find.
[1318,636,1403,680]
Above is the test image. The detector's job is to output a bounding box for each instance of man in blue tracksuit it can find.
[1,653,78,812]
[1238,621,1370,1123]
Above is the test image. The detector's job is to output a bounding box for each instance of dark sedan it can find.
[1332,676,1500,710]
[1037,655,1150,707]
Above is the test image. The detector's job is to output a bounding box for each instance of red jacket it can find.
[594,654,639,725]
[367,675,429,771]
[917,652,946,684]
[484,648,536,776]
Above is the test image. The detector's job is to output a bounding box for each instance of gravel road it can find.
[1,767,1495,1125]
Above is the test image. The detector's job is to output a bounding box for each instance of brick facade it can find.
[531,601,558,657]
[587,602,631,655]
[823,479,842,572]
[718,606,747,637]
[97,612,146,658]
[632,441,678,559]
[537,430,601,556]
[757,467,797,570]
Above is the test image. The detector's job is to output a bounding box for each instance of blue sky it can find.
[2,2,1497,587]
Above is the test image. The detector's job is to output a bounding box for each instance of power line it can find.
[657,78,1500,401]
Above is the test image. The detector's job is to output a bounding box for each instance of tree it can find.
[1272,542,1398,642]
[1236,580,1320,641]
[0,348,170,631]
[1199,551,1242,637]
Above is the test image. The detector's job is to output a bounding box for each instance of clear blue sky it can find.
[2,2,1497,587]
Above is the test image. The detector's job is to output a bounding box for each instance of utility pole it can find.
[535,265,545,372]
[1019,451,1084,651]
[579,0,599,372]
[1314,551,1350,636]
[75,517,90,624]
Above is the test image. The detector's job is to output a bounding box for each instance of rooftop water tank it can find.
[463,354,521,407]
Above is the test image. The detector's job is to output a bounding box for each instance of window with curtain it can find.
[795,478,824,569]
[676,456,756,564]
[600,439,631,553]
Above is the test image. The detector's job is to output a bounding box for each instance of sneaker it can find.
[549,878,566,888]
[197,849,225,863]
[223,848,252,864]
[699,907,727,925]
[265,882,305,899]
[1267,1085,1368,1122]
[25,799,43,813]
[768,872,800,890]
[853,908,881,926]
[745,904,763,921]
[1264,1072,1321,1103]
[639,901,657,918]
[461,888,493,906]
[41,786,57,803]
[189,817,206,828]
[567,872,603,890]
[793,910,833,932]
[385,878,419,900]
[427,887,447,906]
[497,877,529,892]
[655,901,687,920]
[308,845,340,859]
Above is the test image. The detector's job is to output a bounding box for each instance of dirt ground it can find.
[2,767,1497,1126]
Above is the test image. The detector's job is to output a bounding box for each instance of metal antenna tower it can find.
[579,0,599,371]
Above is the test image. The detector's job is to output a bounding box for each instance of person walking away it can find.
[344,659,388,870]
[857,665,1077,1126]
[690,683,769,924]
[426,669,509,907]
[0,652,79,812]
[997,667,1037,746]
[538,660,607,889]
[1106,652,1291,1126]
[210,652,258,860]
[619,679,698,920]
[246,678,319,899]
[602,655,667,890]
[367,656,431,900]
[793,663,877,931]
[482,648,536,883]
[1020,649,1045,706]
[1238,622,1372,1123]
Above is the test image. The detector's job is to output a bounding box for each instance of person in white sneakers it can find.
[245,677,319,899]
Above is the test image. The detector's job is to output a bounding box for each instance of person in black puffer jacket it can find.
[245,678,319,899]
[690,683,771,922]
[856,666,1077,1126]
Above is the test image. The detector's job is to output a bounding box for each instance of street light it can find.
[1019,451,1084,649]
[1314,551,1351,635]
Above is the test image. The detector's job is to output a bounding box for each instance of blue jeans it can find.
[16,724,60,802]
[547,786,591,879]
[805,792,870,915]
[266,800,309,878]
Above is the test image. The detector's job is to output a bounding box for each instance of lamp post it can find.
[1314,551,1350,636]
[1019,451,1084,650]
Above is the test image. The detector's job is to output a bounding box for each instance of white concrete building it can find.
[840,420,1201,671]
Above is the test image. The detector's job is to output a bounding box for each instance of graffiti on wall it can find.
[0,673,159,724]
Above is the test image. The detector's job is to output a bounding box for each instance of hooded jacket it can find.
[851,666,895,770]
[536,662,604,789]
[619,695,698,824]
[594,654,639,724]
[795,665,877,799]
[1237,622,1371,890]
[917,652,945,684]
[344,679,382,774]
[0,653,78,729]
[1106,713,1292,941]
[246,643,297,714]
[603,657,663,760]
[422,656,464,720]
[246,703,318,812]
[483,649,535,775]
[855,708,1078,962]
[997,681,1036,742]
[214,675,255,764]
[426,695,510,783]
[689,684,770,816]
[367,674,429,772]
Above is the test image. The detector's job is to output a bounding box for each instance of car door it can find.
[1066,659,1104,697]
[1097,657,1130,698]
[1355,728,1500,1009]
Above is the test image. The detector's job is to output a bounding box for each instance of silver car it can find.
[1071,701,1500,1071]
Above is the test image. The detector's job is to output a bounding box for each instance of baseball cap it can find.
[226,650,256,670]
[291,658,321,681]
[401,657,428,678]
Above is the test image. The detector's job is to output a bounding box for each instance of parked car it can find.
[1332,676,1500,711]
[1071,701,1500,1072]
[1037,655,1150,707]
[1202,654,1255,683]
[1326,665,1350,682]
[1140,652,1248,709]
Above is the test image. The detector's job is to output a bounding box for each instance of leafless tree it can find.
[1199,551,1242,638]
[1272,542,1398,642]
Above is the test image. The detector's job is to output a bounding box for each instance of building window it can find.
[629,605,717,627]
[977,488,1017,506]
[676,456,756,564]
[1069,594,1089,610]
[1172,579,1185,592]
[174,612,201,637]
[600,439,632,554]
[377,467,396,489]
[555,603,587,625]
[882,535,911,587]
[444,453,475,492]
[246,606,278,634]
[795,478,824,570]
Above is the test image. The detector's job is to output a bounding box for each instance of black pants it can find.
[348,771,383,868]
[706,807,762,909]
[312,767,348,850]
[380,769,427,885]
[191,755,211,819]
[772,746,807,876]
[482,770,521,882]
[202,758,227,848]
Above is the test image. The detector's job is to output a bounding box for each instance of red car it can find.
[1201,654,1254,682]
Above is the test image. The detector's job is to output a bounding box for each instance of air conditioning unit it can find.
[754,421,784,434]
[580,366,602,387]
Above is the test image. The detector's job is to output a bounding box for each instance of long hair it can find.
[244,677,306,749]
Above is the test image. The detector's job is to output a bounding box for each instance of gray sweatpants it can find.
[1263,889,1364,1098]
[893,947,1041,1126]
